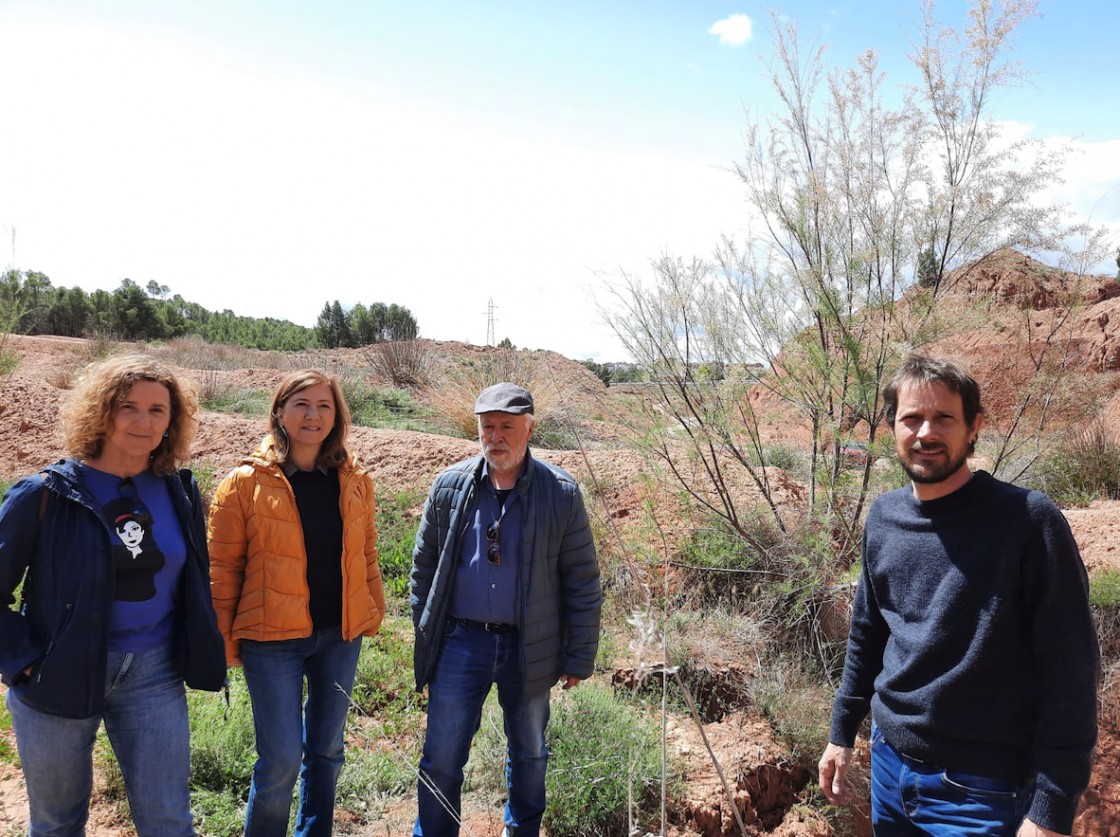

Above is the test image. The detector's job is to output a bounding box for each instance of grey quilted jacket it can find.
[409,452,602,696]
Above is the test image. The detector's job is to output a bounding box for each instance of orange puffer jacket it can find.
[207,439,385,666]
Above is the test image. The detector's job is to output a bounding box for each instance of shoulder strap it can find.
[38,472,49,523]
[177,467,198,515]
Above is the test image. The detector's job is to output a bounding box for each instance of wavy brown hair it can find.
[62,354,199,475]
[266,369,352,468]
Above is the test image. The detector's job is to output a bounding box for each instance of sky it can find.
[1,1,1117,362]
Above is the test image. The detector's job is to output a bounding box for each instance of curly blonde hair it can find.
[62,354,199,475]
[266,369,352,469]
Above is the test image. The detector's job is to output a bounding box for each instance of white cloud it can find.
[708,14,753,47]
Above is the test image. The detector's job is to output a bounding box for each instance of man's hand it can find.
[818,743,854,805]
[558,674,582,690]
[1017,819,1066,837]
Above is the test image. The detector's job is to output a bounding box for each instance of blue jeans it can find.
[414,620,551,837]
[7,645,194,837]
[240,627,363,837]
[870,724,1034,836]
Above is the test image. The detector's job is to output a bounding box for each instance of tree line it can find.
[0,270,417,352]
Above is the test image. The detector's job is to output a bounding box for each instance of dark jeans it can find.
[870,724,1034,836]
[8,645,194,837]
[413,620,551,837]
[240,627,363,837]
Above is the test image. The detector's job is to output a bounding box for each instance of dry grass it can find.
[363,339,436,387]
[45,366,76,389]
[418,346,579,440]
[150,337,287,371]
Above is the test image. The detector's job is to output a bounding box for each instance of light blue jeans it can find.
[870,724,1034,836]
[240,627,363,837]
[8,645,194,837]
[413,619,551,837]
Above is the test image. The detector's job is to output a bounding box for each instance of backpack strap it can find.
[38,475,49,523]
[177,468,196,512]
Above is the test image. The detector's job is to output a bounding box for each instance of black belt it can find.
[452,617,517,634]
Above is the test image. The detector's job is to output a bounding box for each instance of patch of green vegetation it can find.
[750,657,833,769]
[187,672,256,835]
[343,381,435,432]
[544,685,672,836]
[0,346,19,376]
[1030,422,1120,507]
[350,617,426,736]
[762,443,805,475]
[335,744,416,810]
[466,684,672,836]
[200,388,272,418]
[375,489,425,599]
[532,413,580,451]
[0,701,18,766]
[1091,569,1120,609]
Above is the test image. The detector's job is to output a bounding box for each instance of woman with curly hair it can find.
[208,369,385,837]
[0,353,226,837]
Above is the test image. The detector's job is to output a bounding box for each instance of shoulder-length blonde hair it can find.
[266,369,352,469]
[62,354,199,475]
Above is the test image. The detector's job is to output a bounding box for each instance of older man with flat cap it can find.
[409,382,602,837]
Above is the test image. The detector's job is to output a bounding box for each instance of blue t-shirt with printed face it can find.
[81,465,187,652]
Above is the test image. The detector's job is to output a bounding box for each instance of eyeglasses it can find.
[486,521,501,566]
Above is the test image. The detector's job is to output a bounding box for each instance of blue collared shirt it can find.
[448,462,522,626]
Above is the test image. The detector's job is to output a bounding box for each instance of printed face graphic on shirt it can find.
[116,518,145,556]
[104,495,165,601]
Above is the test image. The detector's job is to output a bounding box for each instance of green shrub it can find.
[0,344,20,376]
[1090,570,1120,731]
[750,657,834,769]
[1091,570,1120,671]
[762,443,805,476]
[186,460,220,513]
[676,517,780,605]
[1033,421,1120,507]
[467,684,670,837]
[676,516,849,677]
[190,787,246,837]
[543,685,670,836]
[531,411,580,451]
[1090,569,1120,609]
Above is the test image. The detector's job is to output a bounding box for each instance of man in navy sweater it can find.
[819,355,1098,836]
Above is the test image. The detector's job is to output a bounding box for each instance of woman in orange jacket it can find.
[208,369,385,837]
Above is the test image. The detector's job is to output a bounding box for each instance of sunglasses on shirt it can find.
[486,521,501,566]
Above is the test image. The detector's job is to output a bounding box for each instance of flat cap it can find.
[474,382,534,415]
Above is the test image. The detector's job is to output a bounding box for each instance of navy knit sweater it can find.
[830,471,1099,833]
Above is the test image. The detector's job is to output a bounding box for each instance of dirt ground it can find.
[0,331,1118,835]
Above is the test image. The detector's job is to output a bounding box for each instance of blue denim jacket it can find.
[0,458,226,718]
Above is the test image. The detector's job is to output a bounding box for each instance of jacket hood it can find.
[41,458,96,507]
[241,434,282,468]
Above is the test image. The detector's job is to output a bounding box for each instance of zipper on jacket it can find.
[34,633,58,683]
